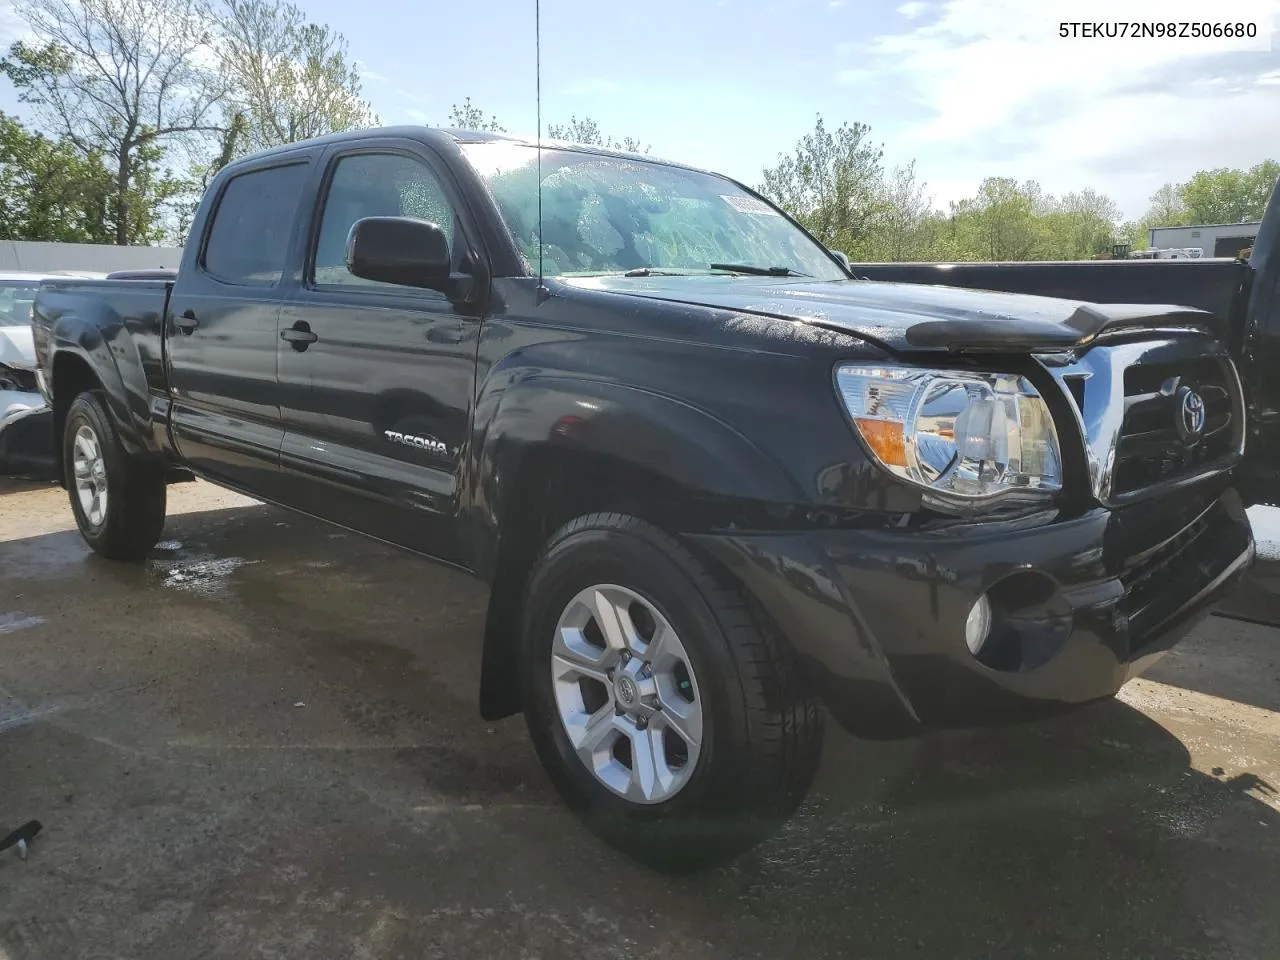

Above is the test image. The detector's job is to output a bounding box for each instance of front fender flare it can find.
[468,373,811,722]
[468,373,808,577]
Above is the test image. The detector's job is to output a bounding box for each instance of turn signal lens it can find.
[852,417,907,467]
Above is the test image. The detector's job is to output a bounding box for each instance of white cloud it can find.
[850,0,1280,217]
[897,1,928,19]
[828,0,848,8]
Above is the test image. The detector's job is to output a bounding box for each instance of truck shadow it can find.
[665,701,1280,958]
[1146,557,1280,713]
[1,494,1278,959]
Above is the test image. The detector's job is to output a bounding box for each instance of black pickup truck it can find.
[848,178,1280,504]
[30,128,1257,870]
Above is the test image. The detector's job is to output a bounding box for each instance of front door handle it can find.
[173,311,199,334]
[426,325,467,345]
[280,321,319,351]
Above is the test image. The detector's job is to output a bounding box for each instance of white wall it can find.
[1148,223,1260,253]
[0,241,182,273]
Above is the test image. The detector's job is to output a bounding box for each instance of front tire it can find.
[63,391,166,561]
[520,513,824,872]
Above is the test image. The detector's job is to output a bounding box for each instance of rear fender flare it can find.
[49,312,156,458]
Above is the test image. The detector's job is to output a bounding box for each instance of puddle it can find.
[0,613,46,635]
[156,557,258,596]
[1248,506,1280,560]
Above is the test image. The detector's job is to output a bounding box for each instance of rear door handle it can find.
[173,311,199,334]
[280,321,319,351]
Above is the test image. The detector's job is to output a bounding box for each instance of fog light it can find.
[965,594,992,655]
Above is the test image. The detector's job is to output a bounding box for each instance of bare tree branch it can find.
[7,0,229,242]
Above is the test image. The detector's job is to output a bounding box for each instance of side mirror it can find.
[346,216,451,289]
[829,249,852,271]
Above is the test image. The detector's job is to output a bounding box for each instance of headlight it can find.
[835,364,1062,502]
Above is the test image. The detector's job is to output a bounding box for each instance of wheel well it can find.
[478,449,704,721]
[50,353,102,483]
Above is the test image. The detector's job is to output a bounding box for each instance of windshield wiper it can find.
[709,263,810,277]
[621,268,705,277]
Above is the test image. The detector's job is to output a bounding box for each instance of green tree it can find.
[759,115,884,258]
[1243,160,1280,217]
[863,161,935,261]
[218,0,377,151]
[547,115,648,153]
[1180,161,1279,225]
[1045,188,1119,259]
[448,97,506,132]
[1147,182,1186,223]
[953,178,1042,261]
[2,0,227,244]
[0,111,114,241]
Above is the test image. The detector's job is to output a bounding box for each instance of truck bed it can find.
[34,277,174,400]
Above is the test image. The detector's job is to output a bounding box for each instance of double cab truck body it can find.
[30,128,1257,869]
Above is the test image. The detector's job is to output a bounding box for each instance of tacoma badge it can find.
[384,430,451,456]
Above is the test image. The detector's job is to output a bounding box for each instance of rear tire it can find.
[63,391,166,561]
[519,512,824,873]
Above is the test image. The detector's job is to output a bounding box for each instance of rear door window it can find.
[202,163,308,287]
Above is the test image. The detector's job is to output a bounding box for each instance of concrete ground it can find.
[1,478,1279,960]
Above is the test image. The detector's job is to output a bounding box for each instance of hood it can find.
[562,276,1217,353]
[0,324,35,369]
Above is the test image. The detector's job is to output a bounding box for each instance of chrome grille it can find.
[1112,358,1235,495]
[1038,336,1245,505]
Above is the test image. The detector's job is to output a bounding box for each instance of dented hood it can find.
[564,276,1218,353]
[0,324,35,369]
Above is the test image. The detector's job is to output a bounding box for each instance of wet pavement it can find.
[1,477,1279,959]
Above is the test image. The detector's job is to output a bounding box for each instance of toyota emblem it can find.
[1176,387,1206,445]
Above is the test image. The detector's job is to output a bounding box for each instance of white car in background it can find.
[1,271,105,474]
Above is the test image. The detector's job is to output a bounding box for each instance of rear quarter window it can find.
[202,163,308,287]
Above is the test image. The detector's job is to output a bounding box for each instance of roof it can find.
[1150,222,1263,232]
[224,125,707,178]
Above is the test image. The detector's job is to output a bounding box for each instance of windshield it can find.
[0,281,40,327]
[460,144,847,281]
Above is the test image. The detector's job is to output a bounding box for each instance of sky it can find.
[0,0,1277,221]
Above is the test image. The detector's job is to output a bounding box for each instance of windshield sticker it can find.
[722,195,781,216]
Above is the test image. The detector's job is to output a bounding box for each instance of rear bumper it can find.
[689,481,1254,738]
[0,389,54,475]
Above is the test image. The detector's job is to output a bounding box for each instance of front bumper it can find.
[0,389,54,476]
[690,481,1254,738]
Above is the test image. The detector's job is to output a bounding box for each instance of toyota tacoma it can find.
[29,128,1256,870]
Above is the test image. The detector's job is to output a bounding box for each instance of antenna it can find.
[535,0,547,303]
